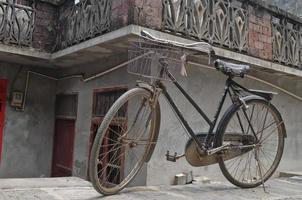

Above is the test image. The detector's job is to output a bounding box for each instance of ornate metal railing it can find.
[272,16,302,69]
[57,0,112,50]
[0,0,35,47]
[163,0,248,52]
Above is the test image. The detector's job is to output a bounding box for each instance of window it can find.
[93,88,127,117]
[55,94,78,119]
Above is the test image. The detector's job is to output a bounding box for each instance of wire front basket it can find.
[128,39,184,81]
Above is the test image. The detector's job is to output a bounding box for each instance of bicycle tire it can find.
[215,98,285,188]
[89,87,161,195]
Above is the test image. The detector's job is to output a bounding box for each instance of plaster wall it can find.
[0,63,56,178]
[56,59,302,186]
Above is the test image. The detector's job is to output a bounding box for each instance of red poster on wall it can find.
[0,79,8,163]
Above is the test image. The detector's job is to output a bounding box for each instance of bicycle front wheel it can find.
[216,98,285,188]
[89,88,161,195]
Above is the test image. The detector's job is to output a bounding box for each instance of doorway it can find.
[88,87,127,180]
[52,94,78,177]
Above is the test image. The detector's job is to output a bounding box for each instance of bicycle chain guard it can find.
[185,133,255,167]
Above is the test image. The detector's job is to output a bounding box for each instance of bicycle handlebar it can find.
[141,30,215,56]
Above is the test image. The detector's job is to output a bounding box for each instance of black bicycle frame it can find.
[157,69,254,150]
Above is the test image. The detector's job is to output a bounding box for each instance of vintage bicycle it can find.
[89,30,286,195]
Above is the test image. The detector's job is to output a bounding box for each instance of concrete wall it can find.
[0,63,56,178]
[56,54,136,179]
[147,65,302,185]
[56,58,302,186]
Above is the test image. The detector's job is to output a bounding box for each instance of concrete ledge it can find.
[51,26,136,60]
[1,24,302,77]
[0,43,51,60]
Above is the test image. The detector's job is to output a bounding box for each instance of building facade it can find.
[0,0,301,186]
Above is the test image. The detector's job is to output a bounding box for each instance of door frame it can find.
[51,93,78,177]
[87,86,128,179]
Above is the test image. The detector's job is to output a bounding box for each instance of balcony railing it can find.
[272,16,302,68]
[0,0,35,47]
[57,0,112,50]
[163,0,248,52]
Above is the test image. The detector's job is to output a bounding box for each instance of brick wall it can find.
[130,0,162,29]
[33,2,58,52]
[111,0,163,30]
[111,0,131,29]
[248,6,273,60]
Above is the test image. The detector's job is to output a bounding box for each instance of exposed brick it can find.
[259,51,272,60]
[250,31,259,41]
[264,43,273,52]
[259,35,268,43]
[248,5,274,62]
[255,41,264,49]
[249,48,260,57]
[262,27,272,36]
[250,14,257,23]
[32,1,57,52]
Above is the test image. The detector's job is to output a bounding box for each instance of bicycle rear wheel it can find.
[89,88,160,195]
[216,98,285,188]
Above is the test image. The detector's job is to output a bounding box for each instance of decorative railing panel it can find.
[0,0,35,47]
[272,17,302,69]
[163,0,248,52]
[57,0,112,50]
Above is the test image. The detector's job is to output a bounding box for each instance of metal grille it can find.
[272,17,302,69]
[57,0,111,50]
[55,94,78,119]
[163,0,248,52]
[128,40,183,80]
[93,89,127,117]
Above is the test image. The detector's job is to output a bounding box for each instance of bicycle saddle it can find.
[214,59,250,78]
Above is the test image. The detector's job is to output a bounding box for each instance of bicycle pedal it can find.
[165,151,178,162]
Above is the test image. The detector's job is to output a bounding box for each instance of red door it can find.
[52,119,76,177]
[0,79,7,163]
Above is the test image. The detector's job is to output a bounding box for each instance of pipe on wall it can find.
[19,71,83,112]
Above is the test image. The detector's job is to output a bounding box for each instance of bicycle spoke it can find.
[219,100,284,188]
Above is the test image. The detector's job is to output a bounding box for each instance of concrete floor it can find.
[0,176,302,200]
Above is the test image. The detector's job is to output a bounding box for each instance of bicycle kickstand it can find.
[255,151,268,193]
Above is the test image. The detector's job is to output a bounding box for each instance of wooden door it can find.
[52,94,78,177]
[52,119,76,177]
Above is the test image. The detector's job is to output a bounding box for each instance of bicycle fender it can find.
[239,95,286,138]
[136,81,154,93]
[215,95,287,144]
[145,103,161,162]
[241,95,266,102]
[136,81,161,162]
